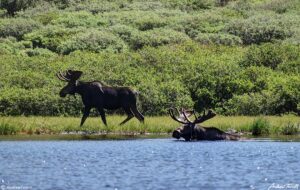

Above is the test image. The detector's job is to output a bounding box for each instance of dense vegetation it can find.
[0,0,299,116]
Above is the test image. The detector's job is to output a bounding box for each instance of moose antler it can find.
[168,108,190,124]
[56,71,70,82]
[169,107,216,125]
[193,110,216,124]
[181,109,193,123]
[56,70,83,82]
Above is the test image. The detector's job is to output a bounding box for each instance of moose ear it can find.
[67,70,83,81]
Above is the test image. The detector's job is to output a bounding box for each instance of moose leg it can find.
[119,107,134,125]
[80,107,91,127]
[130,106,144,123]
[97,108,107,126]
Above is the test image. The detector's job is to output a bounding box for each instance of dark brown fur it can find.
[57,70,144,126]
[172,125,240,141]
[169,108,240,141]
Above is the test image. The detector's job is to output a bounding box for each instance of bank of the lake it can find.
[0,116,299,139]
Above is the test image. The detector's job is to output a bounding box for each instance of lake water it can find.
[0,139,299,190]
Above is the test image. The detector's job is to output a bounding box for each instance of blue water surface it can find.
[0,139,299,190]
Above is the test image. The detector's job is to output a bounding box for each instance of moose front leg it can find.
[80,107,91,127]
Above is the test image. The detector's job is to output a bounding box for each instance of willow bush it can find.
[226,15,292,44]
[58,30,127,54]
[195,33,242,45]
[0,18,41,40]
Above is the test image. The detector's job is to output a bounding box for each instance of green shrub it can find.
[256,0,297,14]
[51,11,107,28]
[240,43,300,69]
[195,33,242,45]
[278,59,300,74]
[15,1,67,26]
[0,37,27,55]
[0,0,77,15]
[283,25,300,45]
[3,71,50,89]
[122,1,164,11]
[130,28,190,50]
[228,0,252,13]
[174,13,226,38]
[0,8,7,17]
[225,93,264,116]
[68,0,120,14]
[134,13,168,31]
[24,26,84,52]
[0,88,82,116]
[58,30,127,54]
[216,0,231,7]
[25,48,56,57]
[0,0,36,15]
[109,24,138,43]
[225,68,300,116]
[166,0,214,11]
[224,91,280,115]
[226,15,292,44]
[103,10,170,31]
[186,58,246,113]
[33,11,62,25]
[251,118,271,136]
[138,78,193,115]
[0,18,40,40]
[269,76,300,115]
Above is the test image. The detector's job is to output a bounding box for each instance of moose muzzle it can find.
[172,129,181,139]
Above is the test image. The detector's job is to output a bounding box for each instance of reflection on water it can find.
[0,139,299,190]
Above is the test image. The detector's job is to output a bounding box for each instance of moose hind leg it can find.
[97,108,107,126]
[131,106,144,123]
[80,107,91,127]
[119,108,134,125]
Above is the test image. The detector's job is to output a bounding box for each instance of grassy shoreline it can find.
[0,115,299,138]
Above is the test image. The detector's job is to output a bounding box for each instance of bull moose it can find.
[56,70,144,126]
[169,108,240,141]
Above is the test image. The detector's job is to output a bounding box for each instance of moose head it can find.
[169,108,216,140]
[56,70,83,97]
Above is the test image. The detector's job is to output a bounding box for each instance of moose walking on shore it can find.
[56,70,144,126]
[169,108,240,141]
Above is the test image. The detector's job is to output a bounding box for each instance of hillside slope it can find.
[0,0,299,115]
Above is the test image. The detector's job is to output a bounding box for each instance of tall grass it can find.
[0,116,177,135]
[280,122,300,135]
[250,118,271,136]
[195,115,300,136]
[0,115,299,136]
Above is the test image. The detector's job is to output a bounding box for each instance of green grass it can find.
[204,115,300,135]
[0,115,177,135]
[0,115,299,137]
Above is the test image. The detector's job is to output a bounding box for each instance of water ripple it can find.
[0,139,299,190]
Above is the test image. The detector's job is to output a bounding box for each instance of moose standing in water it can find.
[56,70,144,126]
[169,108,240,141]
